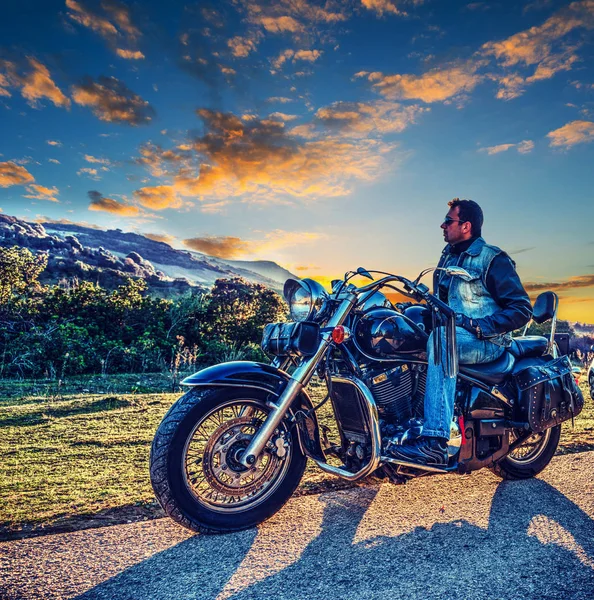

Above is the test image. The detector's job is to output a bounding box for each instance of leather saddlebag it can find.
[261,321,320,358]
[514,355,584,433]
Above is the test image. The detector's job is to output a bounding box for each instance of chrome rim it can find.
[182,400,292,513]
[507,428,551,465]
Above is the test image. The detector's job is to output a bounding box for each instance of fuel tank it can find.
[352,307,428,360]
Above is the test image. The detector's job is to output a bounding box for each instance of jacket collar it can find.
[442,236,485,257]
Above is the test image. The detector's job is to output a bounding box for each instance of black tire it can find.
[490,425,561,480]
[149,387,307,534]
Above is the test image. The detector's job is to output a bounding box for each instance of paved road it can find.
[2,451,594,600]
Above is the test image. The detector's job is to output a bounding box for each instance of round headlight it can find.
[283,278,328,322]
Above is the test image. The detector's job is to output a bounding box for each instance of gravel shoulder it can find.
[2,451,593,600]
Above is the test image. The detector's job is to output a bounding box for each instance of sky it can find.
[1,0,594,322]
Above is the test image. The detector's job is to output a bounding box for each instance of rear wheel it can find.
[150,387,307,534]
[490,425,561,480]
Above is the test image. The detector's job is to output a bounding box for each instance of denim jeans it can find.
[422,326,505,439]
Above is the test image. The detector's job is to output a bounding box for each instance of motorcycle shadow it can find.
[75,479,594,600]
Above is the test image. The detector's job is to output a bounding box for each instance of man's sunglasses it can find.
[442,217,467,226]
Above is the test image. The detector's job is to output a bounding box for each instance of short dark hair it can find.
[448,198,483,237]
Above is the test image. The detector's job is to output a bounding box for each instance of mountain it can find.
[0,214,297,295]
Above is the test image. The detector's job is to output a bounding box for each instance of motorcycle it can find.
[149,266,583,534]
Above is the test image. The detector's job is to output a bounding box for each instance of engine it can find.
[364,363,427,423]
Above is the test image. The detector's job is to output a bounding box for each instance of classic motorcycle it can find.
[149,266,583,534]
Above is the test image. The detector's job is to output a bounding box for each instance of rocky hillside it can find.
[0,214,295,295]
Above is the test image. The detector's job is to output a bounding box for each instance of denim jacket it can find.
[433,237,532,347]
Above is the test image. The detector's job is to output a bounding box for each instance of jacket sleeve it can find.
[474,253,533,337]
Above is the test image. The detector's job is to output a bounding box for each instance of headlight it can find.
[283,278,328,322]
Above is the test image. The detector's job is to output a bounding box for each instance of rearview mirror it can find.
[356,267,374,280]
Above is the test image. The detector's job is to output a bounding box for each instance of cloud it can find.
[259,16,304,33]
[36,216,103,229]
[66,0,143,58]
[46,140,62,146]
[183,236,252,258]
[162,109,396,201]
[77,167,100,180]
[361,0,407,17]
[314,100,428,136]
[0,161,35,187]
[84,154,111,164]
[547,120,594,148]
[135,142,189,177]
[23,184,59,202]
[48,159,61,164]
[0,57,70,109]
[88,190,139,216]
[357,62,483,103]
[182,229,324,259]
[479,139,534,154]
[71,76,155,125]
[228,34,261,58]
[267,96,293,103]
[482,1,594,98]
[133,185,182,210]
[268,112,298,121]
[273,49,323,69]
[116,48,145,60]
[143,232,177,245]
[524,274,594,293]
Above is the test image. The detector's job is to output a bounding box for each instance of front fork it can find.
[240,294,356,467]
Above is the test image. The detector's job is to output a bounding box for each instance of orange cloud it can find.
[144,232,177,245]
[524,273,594,293]
[547,120,594,148]
[480,139,534,154]
[482,1,594,98]
[66,0,142,58]
[182,229,323,259]
[0,161,35,187]
[71,76,155,125]
[1,57,70,109]
[133,185,182,210]
[77,167,100,180]
[358,62,483,103]
[361,0,406,17]
[314,100,427,136]
[23,184,59,202]
[66,0,118,39]
[46,140,62,146]
[88,190,139,216]
[228,34,261,58]
[84,154,111,164]
[259,16,304,33]
[182,236,252,258]
[116,49,145,60]
[162,109,395,201]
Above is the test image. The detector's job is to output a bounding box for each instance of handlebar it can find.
[351,274,455,318]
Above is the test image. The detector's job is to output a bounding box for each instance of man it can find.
[386,198,533,466]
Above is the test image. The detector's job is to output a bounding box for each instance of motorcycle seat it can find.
[459,351,515,385]
[508,335,548,359]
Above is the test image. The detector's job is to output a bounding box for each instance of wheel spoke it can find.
[181,401,292,512]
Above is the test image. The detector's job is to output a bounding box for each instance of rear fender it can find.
[181,361,325,461]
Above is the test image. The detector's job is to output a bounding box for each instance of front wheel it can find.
[149,387,307,534]
[490,425,561,480]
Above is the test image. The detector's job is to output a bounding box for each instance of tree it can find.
[0,246,47,306]
[204,278,287,346]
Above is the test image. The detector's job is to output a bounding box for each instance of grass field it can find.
[1,372,592,540]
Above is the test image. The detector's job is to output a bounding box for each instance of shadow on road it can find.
[75,479,594,600]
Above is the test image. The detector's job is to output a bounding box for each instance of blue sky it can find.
[1,0,594,320]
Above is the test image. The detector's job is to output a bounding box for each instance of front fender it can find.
[181,361,325,461]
